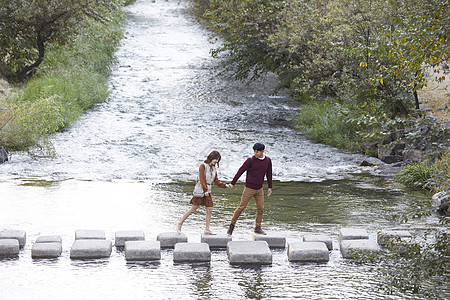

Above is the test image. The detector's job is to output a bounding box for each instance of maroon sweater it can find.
[230,156,273,190]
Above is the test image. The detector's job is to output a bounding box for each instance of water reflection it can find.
[186,264,214,298]
[233,266,268,299]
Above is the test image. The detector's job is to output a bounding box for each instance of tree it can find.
[190,0,287,84]
[0,0,122,82]
[353,0,449,114]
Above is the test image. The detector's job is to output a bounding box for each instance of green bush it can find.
[354,224,449,298]
[0,9,123,153]
[396,161,432,188]
[0,96,64,152]
[396,150,450,193]
[294,101,365,152]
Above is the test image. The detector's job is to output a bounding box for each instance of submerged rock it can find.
[432,191,450,214]
[0,146,8,163]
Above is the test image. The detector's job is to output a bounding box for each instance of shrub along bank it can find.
[0,1,129,155]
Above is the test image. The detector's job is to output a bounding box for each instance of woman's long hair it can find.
[204,150,221,168]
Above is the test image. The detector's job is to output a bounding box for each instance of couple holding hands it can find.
[177,143,273,236]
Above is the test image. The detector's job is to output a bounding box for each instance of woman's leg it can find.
[178,205,199,232]
[205,206,214,234]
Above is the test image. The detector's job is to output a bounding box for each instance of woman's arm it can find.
[214,173,227,188]
[199,164,208,192]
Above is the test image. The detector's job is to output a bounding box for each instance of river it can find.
[0,0,444,299]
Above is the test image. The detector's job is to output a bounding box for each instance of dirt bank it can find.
[418,71,450,123]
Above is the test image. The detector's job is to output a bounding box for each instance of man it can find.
[227,142,272,235]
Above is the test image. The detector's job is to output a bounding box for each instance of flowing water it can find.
[0,1,445,299]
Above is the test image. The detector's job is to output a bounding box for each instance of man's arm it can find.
[267,157,273,196]
[230,157,251,186]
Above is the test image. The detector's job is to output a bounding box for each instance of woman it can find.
[177,150,227,235]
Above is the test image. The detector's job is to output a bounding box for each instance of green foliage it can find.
[0,96,64,153]
[188,0,288,84]
[352,212,449,298]
[426,151,450,192]
[396,161,432,188]
[0,5,124,153]
[354,227,449,297]
[397,150,450,193]
[0,0,123,82]
[294,101,362,151]
[187,0,449,116]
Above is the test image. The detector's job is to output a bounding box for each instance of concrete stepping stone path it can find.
[201,233,232,249]
[251,233,286,249]
[125,241,161,261]
[173,242,211,263]
[288,242,329,262]
[115,230,145,247]
[302,234,333,251]
[32,235,63,259]
[75,230,106,240]
[377,230,412,246]
[227,241,272,265]
[0,230,26,247]
[0,239,20,256]
[340,239,380,259]
[157,232,187,249]
[339,228,369,241]
[70,240,112,259]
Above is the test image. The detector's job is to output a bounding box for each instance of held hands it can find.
[227,184,234,189]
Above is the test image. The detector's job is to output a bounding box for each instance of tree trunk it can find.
[413,83,420,109]
[378,83,409,116]
[395,99,409,116]
[19,33,45,82]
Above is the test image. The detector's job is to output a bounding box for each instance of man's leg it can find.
[230,187,254,225]
[228,187,255,235]
[254,188,264,227]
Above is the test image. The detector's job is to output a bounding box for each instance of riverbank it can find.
[0,5,125,155]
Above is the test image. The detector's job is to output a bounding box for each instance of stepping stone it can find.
[201,233,232,249]
[125,241,161,261]
[0,230,26,247]
[288,242,329,262]
[251,233,286,249]
[35,235,62,244]
[339,228,369,241]
[156,232,187,249]
[75,230,106,240]
[227,241,272,265]
[32,235,63,258]
[0,239,19,256]
[173,243,211,263]
[377,230,412,246]
[115,230,145,247]
[303,234,333,250]
[340,239,380,259]
[70,240,112,259]
[32,242,62,258]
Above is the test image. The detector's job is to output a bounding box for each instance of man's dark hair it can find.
[253,143,265,151]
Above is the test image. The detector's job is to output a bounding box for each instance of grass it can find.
[0,10,124,153]
[293,101,362,152]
